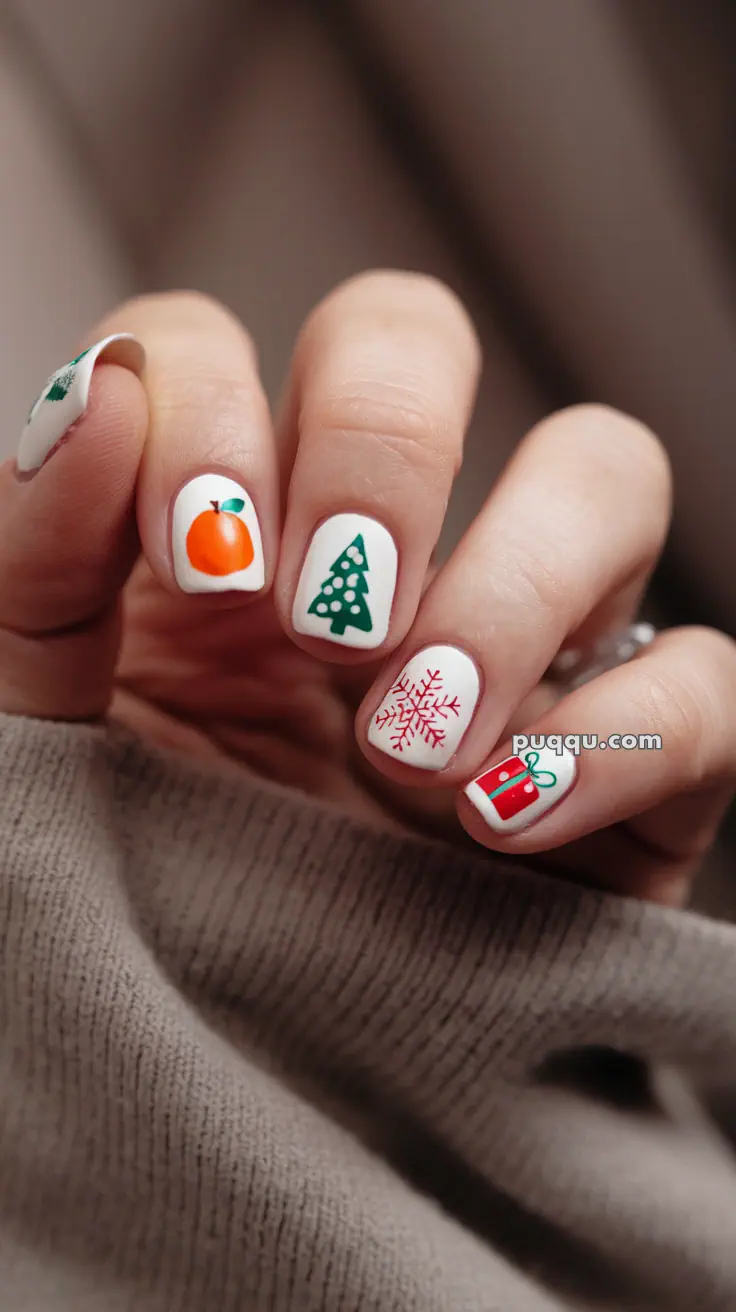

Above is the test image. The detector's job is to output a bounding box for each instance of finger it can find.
[0,340,147,719]
[460,627,736,901]
[358,404,671,778]
[94,292,277,600]
[17,335,144,474]
[275,271,481,658]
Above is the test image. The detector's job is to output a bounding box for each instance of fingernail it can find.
[18,334,145,473]
[465,745,577,834]
[367,645,480,770]
[292,513,398,649]
[172,473,265,594]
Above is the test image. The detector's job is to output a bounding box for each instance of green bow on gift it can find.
[484,750,558,802]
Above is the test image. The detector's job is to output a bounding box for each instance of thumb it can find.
[0,335,147,719]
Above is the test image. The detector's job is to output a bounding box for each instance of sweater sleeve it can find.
[1,712,736,1311]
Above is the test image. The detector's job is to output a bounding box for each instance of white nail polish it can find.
[292,513,397,650]
[367,645,480,770]
[171,474,265,594]
[465,745,577,834]
[18,334,145,473]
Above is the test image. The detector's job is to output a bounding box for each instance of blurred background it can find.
[0,0,734,906]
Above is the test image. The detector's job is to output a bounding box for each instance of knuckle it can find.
[540,404,673,504]
[634,623,736,787]
[119,288,222,324]
[328,268,476,321]
[114,291,258,362]
[685,624,736,667]
[528,405,673,560]
[296,272,479,481]
[505,543,569,627]
[638,666,710,782]
[301,271,481,375]
[158,371,267,445]
[303,385,458,479]
[626,626,736,791]
[671,626,736,718]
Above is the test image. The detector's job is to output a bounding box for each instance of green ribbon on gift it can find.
[484,750,557,802]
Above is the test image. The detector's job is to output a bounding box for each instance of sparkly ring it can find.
[548,622,657,691]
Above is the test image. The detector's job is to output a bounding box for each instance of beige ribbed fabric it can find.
[1,712,736,1310]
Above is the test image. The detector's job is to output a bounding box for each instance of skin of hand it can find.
[4,279,736,906]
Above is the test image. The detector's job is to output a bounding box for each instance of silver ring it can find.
[548,622,657,691]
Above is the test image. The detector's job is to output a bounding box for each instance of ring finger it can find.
[357,404,672,779]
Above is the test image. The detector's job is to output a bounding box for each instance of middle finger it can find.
[276,271,481,659]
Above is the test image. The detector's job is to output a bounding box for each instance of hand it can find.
[4,279,735,905]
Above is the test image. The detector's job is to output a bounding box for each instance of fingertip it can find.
[0,346,148,719]
[17,334,145,475]
[16,361,148,487]
[84,362,149,471]
[2,363,149,632]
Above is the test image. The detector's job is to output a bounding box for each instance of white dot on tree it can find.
[344,590,355,601]
[332,576,343,588]
[316,603,328,613]
[330,600,342,612]
[346,546,358,559]
[350,605,360,614]
[323,585,333,595]
[347,573,358,586]
[341,561,349,570]
[353,554,363,565]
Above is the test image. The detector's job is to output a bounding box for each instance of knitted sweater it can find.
[1,713,735,1310]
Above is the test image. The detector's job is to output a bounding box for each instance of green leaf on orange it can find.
[220,497,245,513]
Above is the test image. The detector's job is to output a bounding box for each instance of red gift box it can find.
[475,754,541,820]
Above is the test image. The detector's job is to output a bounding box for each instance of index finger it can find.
[94,292,279,600]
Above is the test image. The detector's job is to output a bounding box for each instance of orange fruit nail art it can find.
[186,498,254,576]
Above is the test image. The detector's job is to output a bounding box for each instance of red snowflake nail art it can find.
[367,646,480,771]
[374,667,461,753]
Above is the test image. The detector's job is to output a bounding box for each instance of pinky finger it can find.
[459,627,736,899]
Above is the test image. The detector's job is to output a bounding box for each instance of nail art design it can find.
[18,334,145,473]
[293,513,397,649]
[465,746,576,834]
[309,533,373,636]
[172,473,265,593]
[367,645,480,770]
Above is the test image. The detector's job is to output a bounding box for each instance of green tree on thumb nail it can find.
[308,534,373,636]
[29,347,93,417]
[44,369,76,402]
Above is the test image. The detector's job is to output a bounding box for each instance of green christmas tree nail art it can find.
[19,333,146,475]
[307,533,373,635]
[28,347,92,418]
